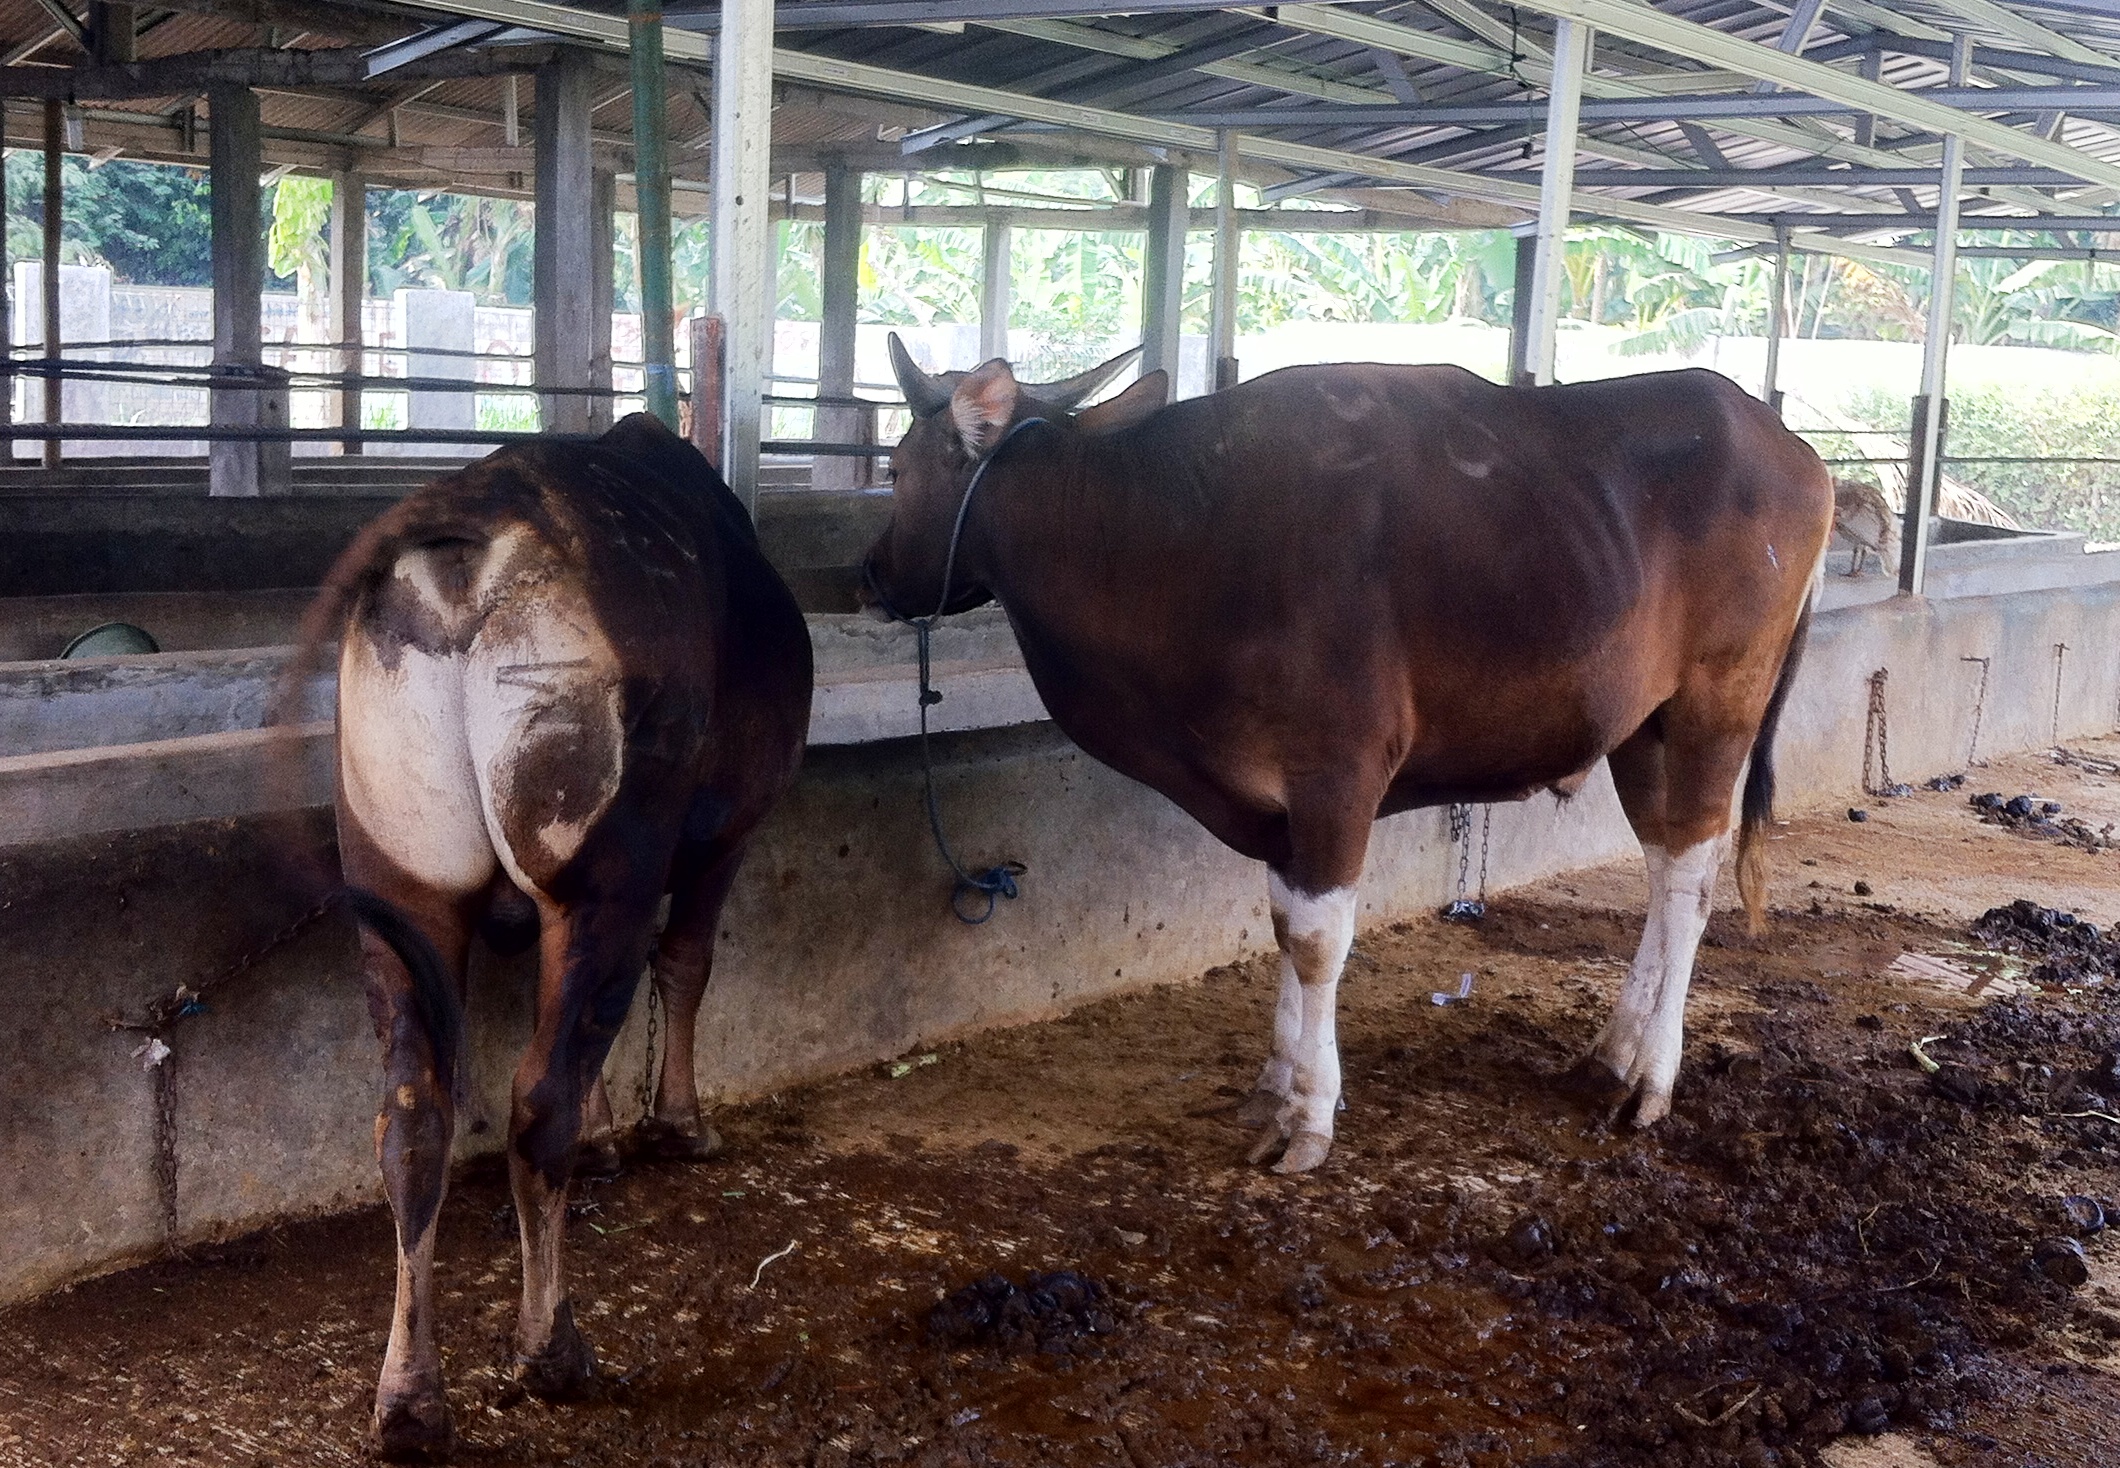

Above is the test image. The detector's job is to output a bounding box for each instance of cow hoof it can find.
[368,1394,457,1462]
[1244,1126,1289,1167]
[1629,1089,1673,1128]
[1234,1088,1286,1129]
[1270,1130,1333,1175]
[633,1115,724,1163]
[1560,1056,1632,1110]
[515,1302,598,1400]
[573,1136,623,1182]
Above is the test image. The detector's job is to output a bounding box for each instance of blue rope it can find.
[901,416,1046,924]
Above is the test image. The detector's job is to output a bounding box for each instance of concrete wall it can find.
[2,582,2117,1303]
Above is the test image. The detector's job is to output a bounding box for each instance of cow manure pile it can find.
[1968,791,2117,851]
[927,1270,1119,1356]
[1973,897,2120,987]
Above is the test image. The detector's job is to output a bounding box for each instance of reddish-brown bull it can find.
[865,342,1831,1176]
[307,414,811,1458]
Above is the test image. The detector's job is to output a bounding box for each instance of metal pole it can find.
[1210,129,1239,390]
[1525,18,1590,387]
[1901,31,1970,598]
[42,97,61,469]
[711,0,773,511]
[629,0,677,427]
[0,81,11,443]
[1140,161,1185,398]
[1763,221,1789,413]
[816,162,862,492]
[979,217,1010,362]
[1506,226,1536,386]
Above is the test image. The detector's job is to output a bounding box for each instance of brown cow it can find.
[310,413,811,1457]
[865,342,1830,1176]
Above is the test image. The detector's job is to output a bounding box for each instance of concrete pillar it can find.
[328,171,365,450]
[392,288,475,457]
[814,162,864,493]
[1762,223,1790,413]
[208,83,289,496]
[592,167,615,433]
[0,98,10,442]
[1209,130,1239,391]
[1505,227,1536,387]
[88,1,135,64]
[1524,18,1590,387]
[979,218,1010,364]
[1140,162,1185,400]
[711,0,773,510]
[535,50,612,436]
[42,98,60,469]
[1901,31,1971,598]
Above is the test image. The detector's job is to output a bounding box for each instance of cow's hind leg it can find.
[1576,713,1747,1124]
[347,869,477,1461]
[635,838,748,1160]
[1244,798,1369,1175]
[507,889,660,1397]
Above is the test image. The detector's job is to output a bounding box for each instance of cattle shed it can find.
[6,0,2120,1461]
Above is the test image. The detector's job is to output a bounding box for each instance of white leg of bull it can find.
[1587,837,1726,1124]
[1246,872,1356,1174]
[1238,951,1303,1127]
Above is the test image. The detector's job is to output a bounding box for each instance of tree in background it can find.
[267,174,332,341]
[5,154,215,286]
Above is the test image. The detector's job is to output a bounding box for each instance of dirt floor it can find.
[7,741,2120,1468]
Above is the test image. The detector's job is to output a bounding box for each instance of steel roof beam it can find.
[1568,163,2079,185]
[1703,211,2120,230]
[971,18,1400,107]
[1504,0,2120,189]
[664,0,1238,28]
[1154,83,2120,128]
[1919,0,2119,70]
[1805,33,2120,84]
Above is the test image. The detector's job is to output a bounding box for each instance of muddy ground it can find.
[6,741,2120,1467]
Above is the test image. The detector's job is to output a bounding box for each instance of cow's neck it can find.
[966,433,1173,690]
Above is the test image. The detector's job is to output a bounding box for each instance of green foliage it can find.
[266,176,332,284]
[1841,382,2120,544]
[366,188,533,304]
[6,155,214,285]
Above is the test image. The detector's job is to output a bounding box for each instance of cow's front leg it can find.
[1246,871,1356,1174]
[1237,952,1303,1128]
[1582,836,1725,1124]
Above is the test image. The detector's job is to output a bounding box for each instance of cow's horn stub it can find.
[888,333,951,418]
[1024,345,1143,411]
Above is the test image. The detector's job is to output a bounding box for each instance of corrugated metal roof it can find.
[3,0,2120,242]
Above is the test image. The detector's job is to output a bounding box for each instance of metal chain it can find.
[1961,655,1991,768]
[2052,642,2070,746]
[1863,668,1908,797]
[636,979,661,1121]
[1442,803,1489,922]
[107,891,340,1251]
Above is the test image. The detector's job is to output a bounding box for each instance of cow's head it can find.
[860,334,1163,619]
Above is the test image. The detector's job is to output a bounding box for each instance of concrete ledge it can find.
[0,723,333,847]
[0,647,335,756]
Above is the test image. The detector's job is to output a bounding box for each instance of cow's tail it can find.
[341,887,465,1102]
[1736,598,1814,937]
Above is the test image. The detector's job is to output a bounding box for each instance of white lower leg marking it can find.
[1254,955,1301,1100]
[1594,838,1725,1121]
[1267,871,1356,1142]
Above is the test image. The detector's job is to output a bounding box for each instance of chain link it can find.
[636,978,661,1122]
[1862,668,1910,798]
[1961,655,1991,768]
[2052,642,2070,746]
[107,891,340,1251]
[1442,803,1490,922]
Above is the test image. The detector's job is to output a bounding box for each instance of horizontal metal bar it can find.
[763,440,894,457]
[1156,83,2120,130]
[1569,165,2079,188]
[1707,212,2120,230]
[666,0,1236,28]
[1806,34,2120,86]
[0,426,598,443]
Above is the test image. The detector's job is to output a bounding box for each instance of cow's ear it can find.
[950,358,1020,456]
[1074,370,1168,436]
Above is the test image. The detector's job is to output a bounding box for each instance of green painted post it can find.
[629,0,678,427]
